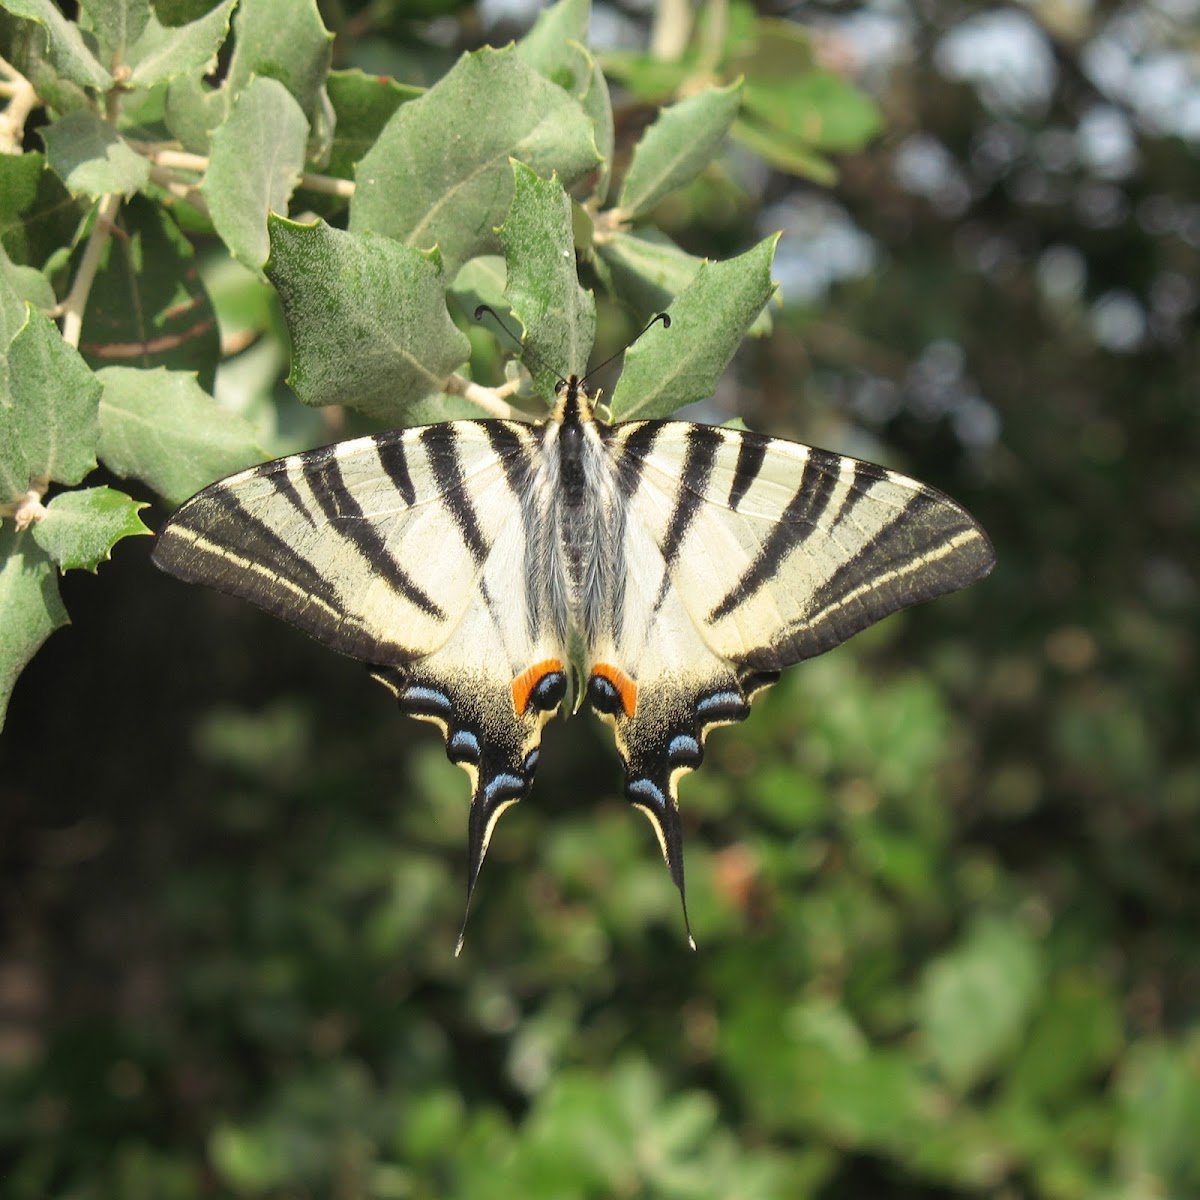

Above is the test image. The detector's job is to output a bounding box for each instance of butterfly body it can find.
[153,374,994,950]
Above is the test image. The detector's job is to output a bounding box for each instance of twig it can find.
[650,0,694,61]
[0,484,49,529]
[58,192,123,349]
[148,164,211,219]
[0,57,38,154]
[298,172,355,198]
[443,372,525,421]
[129,141,355,198]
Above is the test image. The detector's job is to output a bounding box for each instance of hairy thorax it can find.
[533,414,623,655]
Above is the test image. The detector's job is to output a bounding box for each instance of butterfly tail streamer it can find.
[623,773,697,950]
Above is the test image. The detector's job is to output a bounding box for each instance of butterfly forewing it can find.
[607,421,994,671]
[153,422,540,663]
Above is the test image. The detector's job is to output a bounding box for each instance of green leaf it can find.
[97,366,264,505]
[0,246,29,344]
[226,0,333,124]
[80,0,151,64]
[2,0,112,91]
[41,111,151,198]
[0,243,55,312]
[731,116,837,185]
[125,0,236,88]
[618,82,742,219]
[516,1,613,201]
[741,72,882,153]
[575,49,614,203]
[0,152,82,270]
[79,196,219,389]
[323,69,420,187]
[449,256,507,329]
[265,217,471,423]
[515,0,590,74]
[163,72,230,152]
[1006,973,1122,1105]
[30,484,150,572]
[0,307,102,498]
[350,45,600,273]
[203,77,308,273]
[609,233,777,420]
[0,522,67,733]
[498,164,595,399]
[918,917,1044,1092]
[1116,1036,1200,1193]
[595,229,704,320]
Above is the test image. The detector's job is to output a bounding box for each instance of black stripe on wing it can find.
[708,449,843,622]
[376,437,417,505]
[154,484,343,614]
[659,424,722,567]
[727,435,766,510]
[420,425,490,565]
[309,453,446,619]
[774,491,996,663]
[606,421,662,498]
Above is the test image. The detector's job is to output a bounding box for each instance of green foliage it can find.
[610,235,777,419]
[9,0,804,720]
[2,2,1194,1200]
[498,164,597,391]
[264,218,470,422]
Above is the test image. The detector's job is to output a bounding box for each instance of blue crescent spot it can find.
[449,729,480,758]
[484,773,526,804]
[627,777,666,810]
[668,734,700,760]
[403,685,452,713]
[523,748,540,773]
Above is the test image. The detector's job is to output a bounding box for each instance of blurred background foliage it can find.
[3,0,1199,1197]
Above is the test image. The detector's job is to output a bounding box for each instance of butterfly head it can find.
[552,374,598,425]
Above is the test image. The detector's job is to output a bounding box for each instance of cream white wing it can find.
[153,420,570,951]
[605,420,995,672]
[586,419,995,940]
[153,421,540,665]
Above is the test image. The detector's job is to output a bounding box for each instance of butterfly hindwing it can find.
[371,619,568,953]
[586,537,776,948]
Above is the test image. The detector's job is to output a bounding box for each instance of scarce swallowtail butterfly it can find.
[152,323,994,952]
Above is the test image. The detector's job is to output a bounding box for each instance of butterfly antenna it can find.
[473,304,522,349]
[474,304,567,388]
[580,312,670,388]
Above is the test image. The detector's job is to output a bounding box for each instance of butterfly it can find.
[152,325,994,951]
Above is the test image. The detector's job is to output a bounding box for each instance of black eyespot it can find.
[529,671,567,711]
[587,673,622,715]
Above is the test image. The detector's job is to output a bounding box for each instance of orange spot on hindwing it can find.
[587,663,638,718]
[511,659,567,716]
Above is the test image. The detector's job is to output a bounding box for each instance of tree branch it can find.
[57,192,123,349]
[0,57,39,154]
[444,372,525,421]
[130,141,356,198]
